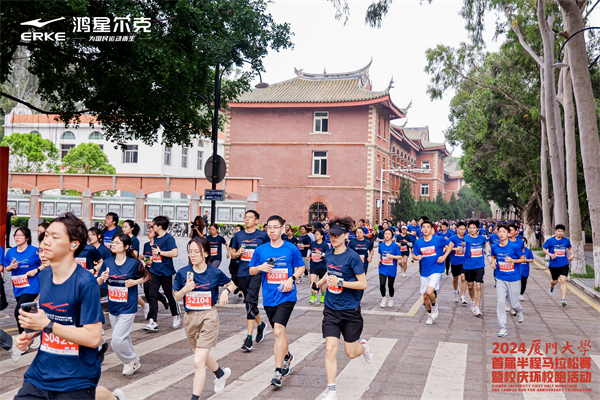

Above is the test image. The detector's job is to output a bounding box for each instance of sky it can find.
[246,0,505,157]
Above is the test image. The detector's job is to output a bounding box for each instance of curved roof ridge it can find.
[293,58,372,81]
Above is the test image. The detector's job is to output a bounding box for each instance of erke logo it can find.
[21,17,66,42]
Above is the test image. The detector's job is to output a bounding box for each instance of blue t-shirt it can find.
[378,241,401,277]
[488,233,501,246]
[347,232,357,242]
[6,245,41,297]
[230,229,270,278]
[93,244,113,290]
[249,241,304,307]
[24,266,105,392]
[521,248,534,277]
[76,245,102,272]
[348,238,373,270]
[0,245,4,266]
[207,234,227,262]
[101,257,141,315]
[102,227,118,251]
[437,230,452,240]
[407,225,421,238]
[462,235,487,270]
[282,235,298,245]
[130,236,140,255]
[173,265,231,312]
[413,236,449,277]
[149,233,177,276]
[543,237,572,268]
[491,241,524,282]
[296,234,311,257]
[309,241,329,270]
[323,247,364,310]
[448,234,466,265]
[395,233,413,253]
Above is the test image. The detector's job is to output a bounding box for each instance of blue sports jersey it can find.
[207,234,227,262]
[130,236,140,254]
[323,247,364,310]
[348,238,373,270]
[448,234,466,265]
[75,244,102,272]
[230,229,270,278]
[309,241,329,270]
[543,237,572,268]
[378,241,401,277]
[488,233,501,246]
[437,229,452,240]
[148,233,177,276]
[296,234,311,257]
[24,267,105,392]
[102,227,118,251]
[395,234,413,253]
[521,248,534,277]
[5,245,41,297]
[173,265,231,312]
[249,241,304,307]
[101,257,142,315]
[462,235,487,270]
[491,241,524,282]
[413,236,449,277]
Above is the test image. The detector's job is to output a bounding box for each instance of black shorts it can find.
[464,267,485,283]
[263,301,295,328]
[310,268,327,279]
[15,382,96,400]
[549,265,570,281]
[400,250,410,257]
[451,264,463,277]
[322,305,363,343]
[238,274,261,304]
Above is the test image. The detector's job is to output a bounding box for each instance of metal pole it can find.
[379,168,384,224]
[210,64,221,226]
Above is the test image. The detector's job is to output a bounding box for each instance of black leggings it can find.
[520,276,528,295]
[15,293,39,334]
[379,274,395,297]
[147,274,179,321]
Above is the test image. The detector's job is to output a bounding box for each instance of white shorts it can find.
[420,273,442,294]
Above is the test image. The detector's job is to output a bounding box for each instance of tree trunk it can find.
[540,69,553,242]
[523,193,538,246]
[561,49,585,274]
[537,0,569,231]
[558,0,600,286]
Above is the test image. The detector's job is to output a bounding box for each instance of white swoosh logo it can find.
[21,17,65,28]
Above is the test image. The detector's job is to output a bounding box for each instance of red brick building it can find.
[225,62,464,224]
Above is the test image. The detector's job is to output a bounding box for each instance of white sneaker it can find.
[460,296,468,306]
[474,307,482,317]
[10,339,21,363]
[123,359,141,376]
[172,315,181,329]
[505,302,511,312]
[519,295,525,301]
[112,388,125,400]
[143,303,150,319]
[510,308,517,316]
[402,272,406,277]
[431,306,439,320]
[471,302,476,313]
[321,391,338,400]
[426,314,433,325]
[517,311,524,323]
[387,298,394,307]
[360,339,373,364]
[498,329,508,337]
[297,276,303,283]
[143,318,158,332]
[214,367,231,392]
[30,335,41,350]
[454,290,459,302]
[380,297,387,308]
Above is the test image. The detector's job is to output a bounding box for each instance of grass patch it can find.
[531,247,542,251]
[571,264,594,279]
[538,252,546,257]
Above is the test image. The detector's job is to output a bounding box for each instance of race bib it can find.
[554,249,566,257]
[210,247,218,256]
[152,254,162,263]
[108,285,128,303]
[381,257,393,266]
[104,241,111,249]
[185,291,211,310]
[471,248,483,257]
[311,253,323,262]
[11,274,29,289]
[75,257,86,269]
[360,255,365,263]
[421,246,436,256]
[400,245,407,252]
[499,262,515,272]
[327,278,343,294]
[267,268,288,284]
[241,248,254,262]
[41,330,79,356]
[455,246,464,256]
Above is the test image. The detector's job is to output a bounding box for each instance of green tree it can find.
[61,143,116,175]
[1,0,293,147]
[390,178,417,223]
[435,190,450,220]
[447,192,461,220]
[1,132,59,172]
[457,185,491,219]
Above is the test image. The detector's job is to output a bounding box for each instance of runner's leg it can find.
[379,273,387,297]
[325,336,340,385]
[273,323,289,369]
[520,276,528,295]
[475,282,482,308]
[343,339,364,359]
[388,276,395,298]
[559,275,568,300]
[192,347,211,396]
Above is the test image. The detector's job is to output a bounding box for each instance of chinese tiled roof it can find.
[421,140,446,149]
[403,126,429,141]
[11,114,99,124]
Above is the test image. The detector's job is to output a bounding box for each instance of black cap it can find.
[328,224,348,236]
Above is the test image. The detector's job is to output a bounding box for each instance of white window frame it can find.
[61,131,75,140]
[312,151,328,176]
[122,145,138,164]
[421,161,430,170]
[313,112,329,133]
[197,150,203,170]
[164,147,171,166]
[181,148,188,168]
[421,183,430,196]
[89,131,103,140]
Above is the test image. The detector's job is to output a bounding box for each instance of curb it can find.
[533,254,600,301]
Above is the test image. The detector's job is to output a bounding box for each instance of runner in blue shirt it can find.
[101,212,123,254]
[448,222,467,304]
[207,223,230,269]
[87,227,113,298]
[437,222,452,275]
[282,225,298,246]
[395,226,413,277]
[520,238,535,301]
[248,215,305,388]
[312,217,372,400]
[378,229,402,308]
[412,220,451,325]
[296,226,312,282]
[490,225,527,337]
[542,224,574,307]
[309,229,330,304]
[462,221,487,317]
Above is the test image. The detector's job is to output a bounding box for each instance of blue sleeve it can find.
[490,245,497,257]
[394,243,402,255]
[0,246,4,266]
[292,246,304,268]
[542,239,550,250]
[166,236,177,251]
[413,242,421,256]
[220,236,227,246]
[93,248,102,262]
[351,255,365,276]
[230,236,238,250]
[79,276,104,326]
[172,270,184,291]
[131,237,140,253]
[218,270,232,286]
[566,238,572,249]
[248,246,261,267]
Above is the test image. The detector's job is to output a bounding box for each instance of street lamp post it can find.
[379,166,429,223]
[553,26,600,69]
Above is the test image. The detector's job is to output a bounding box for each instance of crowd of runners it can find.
[0,210,576,400]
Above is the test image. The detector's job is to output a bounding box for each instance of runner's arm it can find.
[19,309,103,348]
[327,273,367,290]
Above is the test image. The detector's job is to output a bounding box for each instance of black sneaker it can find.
[160,296,169,310]
[256,322,266,343]
[281,353,294,376]
[98,342,109,364]
[270,371,282,388]
[242,336,253,352]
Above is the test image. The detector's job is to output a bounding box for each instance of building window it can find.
[181,148,188,168]
[314,112,329,133]
[377,155,380,178]
[164,147,171,166]
[197,151,203,170]
[61,131,75,140]
[308,202,328,223]
[61,144,75,159]
[163,191,171,199]
[312,151,328,175]
[97,144,104,150]
[122,145,138,163]
[421,161,430,170]
[421,183,430,196]
[89,131,103,140]
[30,131,40,135]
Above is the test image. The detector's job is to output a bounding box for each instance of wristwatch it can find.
[43,320,54,334]
[337,280,343,289]
[291,275,296,282]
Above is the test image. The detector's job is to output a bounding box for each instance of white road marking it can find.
[221,303,406,317]
[421,342,468,400]
[208,332,325,400]
[315,337,397,400]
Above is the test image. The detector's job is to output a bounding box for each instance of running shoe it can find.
[387,299,394,308]
[297,276,303,284]
[510,308,517,316]
[143,303,150,319]
[281,353,294,376]
[214,367,231,392]
[30,335,40,350]
[474,307,482,317]
[454,290,459,303]
[242,336,253,352]
[548,287,554,296]
[172,315,181,329]
[98,342,109,364]
[426,315,433,325]
[309,294,318,304]
[471,302,476,313]
[270,371,282,388]
[112,389,125,400]
[320,293,325,303]
[519,295,524,302]
[497,329,508,337]
[505,303,511,312]
[238,292,244,299]
[431,306,439,320]
[461,296,468,306]
[402,272,406,277]
[10,339,21,363]
[360,339,373,364]
[517,311,524,323]
[380,297,387,308]
[561,299,567,307]
[321,391,338,400]
[256,322,266,343]
[143,318,158,332]
[123,359,141,376]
